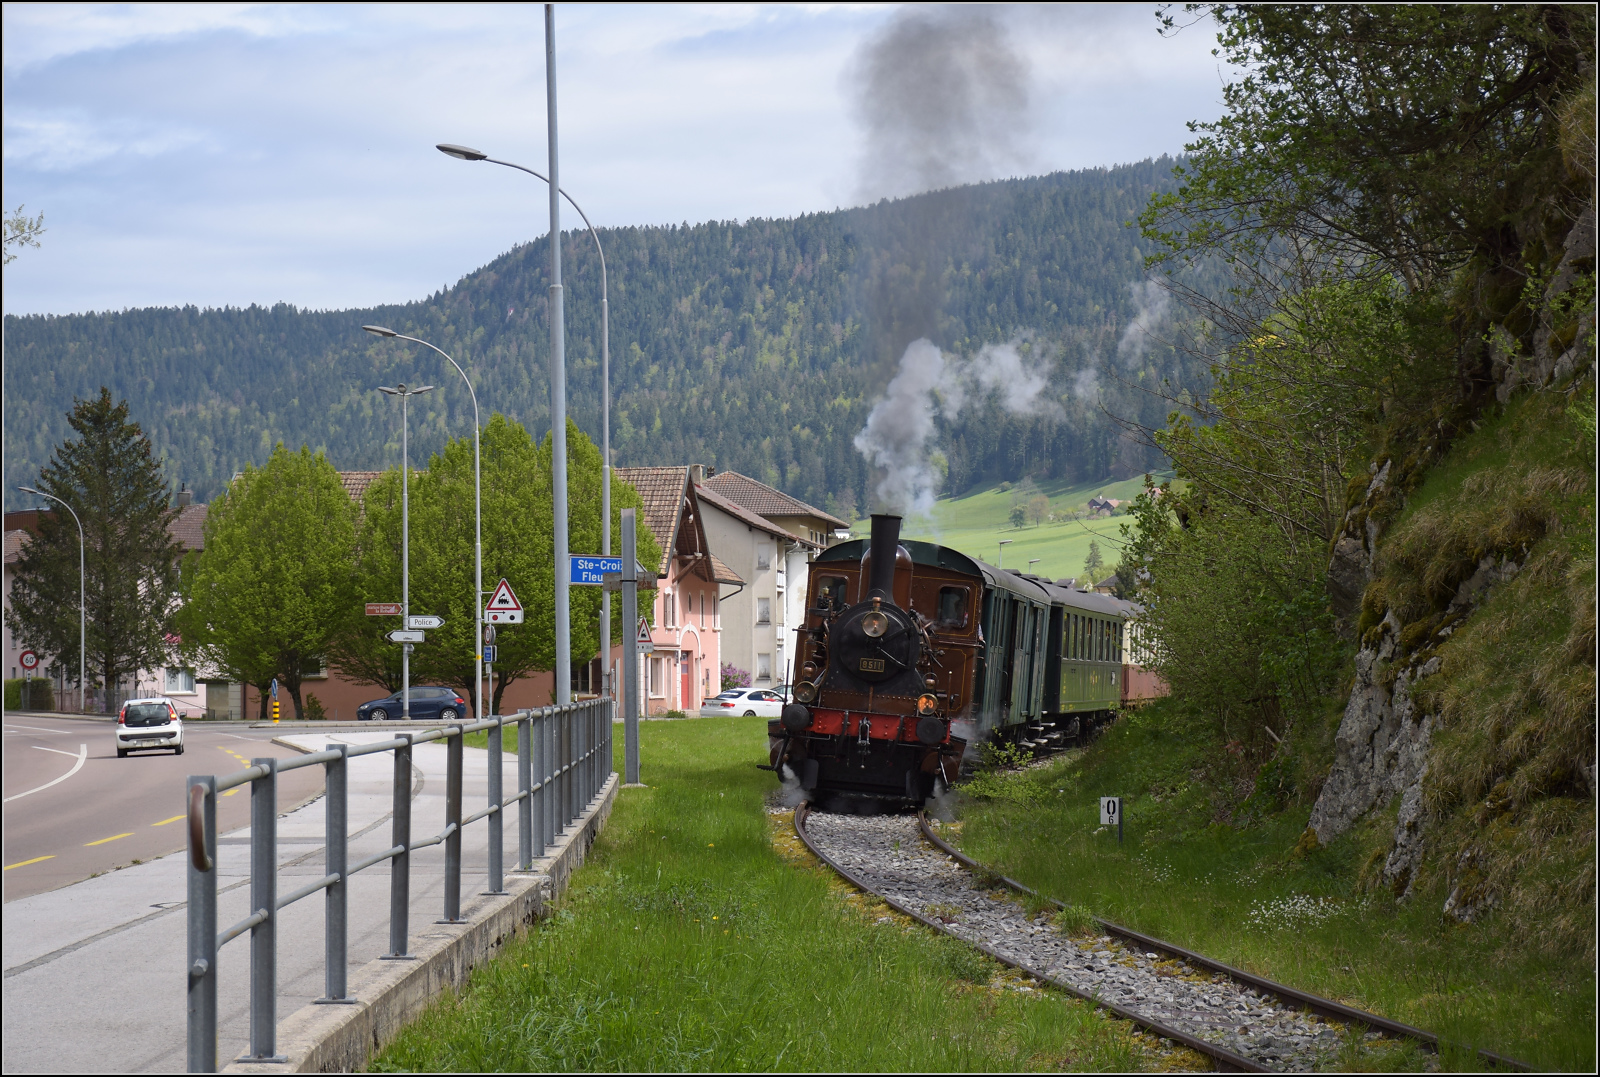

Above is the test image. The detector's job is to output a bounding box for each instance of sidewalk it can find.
[3,733,578,1074]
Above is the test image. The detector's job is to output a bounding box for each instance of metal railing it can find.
[185,699,614,1072]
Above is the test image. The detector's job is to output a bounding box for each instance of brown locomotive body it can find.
[768,514,974,804]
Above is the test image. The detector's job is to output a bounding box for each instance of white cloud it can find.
[1,3,1227,315]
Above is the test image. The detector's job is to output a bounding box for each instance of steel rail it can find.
[917,814,1531,1073]
[793,806,1266,1074]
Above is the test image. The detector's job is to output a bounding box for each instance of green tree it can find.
[339,416,659,715]
[3,204,44,264]
[1007,505,1027,529]
[1081,540,1105,583]
[1025,493,1050,526]
[6,388,181,701]
[177,445,357,720]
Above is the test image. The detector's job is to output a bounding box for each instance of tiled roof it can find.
[613,467,689,575]
[706,551,744,585]
[694,483,811,546]
[4,530,26,566]
[170,503,208,552]
[702,471,847,529]
[339,471,384,501]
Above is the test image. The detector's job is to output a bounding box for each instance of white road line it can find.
[4,725,73,735]
[32,745,83,758]
[3,744,88,802]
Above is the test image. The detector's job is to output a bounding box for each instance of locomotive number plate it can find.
[857,657,885,672]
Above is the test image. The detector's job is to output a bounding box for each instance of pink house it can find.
[610,467,742,714]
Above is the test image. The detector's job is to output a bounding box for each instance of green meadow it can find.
[849,473,1173,583]
[373,717,1165,1072]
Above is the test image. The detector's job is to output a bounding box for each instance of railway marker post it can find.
[1101,796,1123,844]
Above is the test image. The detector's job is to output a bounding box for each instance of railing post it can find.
[566,704,576,825]
[245,758,283,1062]
[187,775,218,1073]
[487,715,505,894]
[387,734,413,958]
[518,712,533,868]
[544,704,556,851]
[322,743,351,1002]
[532,710,547,858]
[442,725,464,921]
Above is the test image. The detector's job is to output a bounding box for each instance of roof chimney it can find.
[690,464,706,485]
[176,483,192,509]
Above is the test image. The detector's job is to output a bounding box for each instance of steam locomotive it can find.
[769,513,1132,806]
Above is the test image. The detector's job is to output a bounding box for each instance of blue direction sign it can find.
[570,555,623,585]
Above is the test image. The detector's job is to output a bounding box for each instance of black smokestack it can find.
[867,513,903,599]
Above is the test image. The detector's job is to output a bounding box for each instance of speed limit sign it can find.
[19,650,39,671]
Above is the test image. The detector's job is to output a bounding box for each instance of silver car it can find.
[699,688,787,718]
[116,696,186,757]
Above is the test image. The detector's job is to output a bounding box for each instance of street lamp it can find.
[378,383,434,719]
[997,539,1013,569]
[436,136,611,706]
[365,327,484,722]
[1028,558,1041,574]
[18,486,84,710]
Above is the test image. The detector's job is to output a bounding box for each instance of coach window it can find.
[936,586,969,628]
[1073,614,1081,660]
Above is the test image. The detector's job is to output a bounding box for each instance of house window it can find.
[665,592,676,628]
[757,597,771,624]
[757,544,772,571]
[686,593,694,617]
[165,667,196,694]
[712,593,719,627]
[649,656,666,697]
[757,653,772,682]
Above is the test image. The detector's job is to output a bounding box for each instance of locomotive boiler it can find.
[768,513,1133,806]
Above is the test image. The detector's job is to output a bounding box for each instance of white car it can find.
[116,696,186,757]
[699,688,788,718]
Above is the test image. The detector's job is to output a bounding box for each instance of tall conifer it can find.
[6,387,182,699]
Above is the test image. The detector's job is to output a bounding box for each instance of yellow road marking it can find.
[84,832,133,846]
[152,815,186,826]
[222,788,239,797]
[4,855,55,871]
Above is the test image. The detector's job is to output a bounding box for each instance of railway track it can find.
[794,806,1528,1074]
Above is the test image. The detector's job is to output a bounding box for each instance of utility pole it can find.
[546,3,571,705]
[622,508,640,784]
[378,383,433,719]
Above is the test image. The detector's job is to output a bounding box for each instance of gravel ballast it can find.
[804,811,1409,1073]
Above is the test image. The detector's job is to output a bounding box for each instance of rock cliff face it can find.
[1310,554,1523,898]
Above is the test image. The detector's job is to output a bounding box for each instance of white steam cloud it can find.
[1116,280,1171,368]
[854,335,1061,517]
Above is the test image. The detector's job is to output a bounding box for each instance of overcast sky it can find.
[2,3,1230,317]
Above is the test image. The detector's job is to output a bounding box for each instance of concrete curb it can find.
[223,771,619,1074]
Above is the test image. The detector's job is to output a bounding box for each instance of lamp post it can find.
[18,485,84,710]
[998,539,1013,569]
[436,129,611,703]
[1028,558,1041,574]
[365,327,483,721]
[378,383,434,719]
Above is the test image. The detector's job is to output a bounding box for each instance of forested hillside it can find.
[3,159,1211,512]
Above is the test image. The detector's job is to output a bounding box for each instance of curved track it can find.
[795,806,1527,1073]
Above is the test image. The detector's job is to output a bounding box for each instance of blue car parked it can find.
[356,686,469,721]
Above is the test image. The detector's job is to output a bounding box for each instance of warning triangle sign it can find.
[487,578,522,611]
[485,578,524,624]
[637,617,652,643]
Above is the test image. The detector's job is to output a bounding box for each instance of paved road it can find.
[3,716,323,901]
[4,731,570,1074]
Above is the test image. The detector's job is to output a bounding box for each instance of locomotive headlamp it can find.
[801,662,818,677]
[793,680,817,703]
[923,674,938,689]
[861,610,890,638]
[916,693,939,716]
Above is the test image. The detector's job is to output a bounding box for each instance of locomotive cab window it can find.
[817,576,849,611]
[935,586,969,628]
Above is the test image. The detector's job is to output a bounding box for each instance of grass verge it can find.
[953,703,1595,1073]
[372,716,1172,1072]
